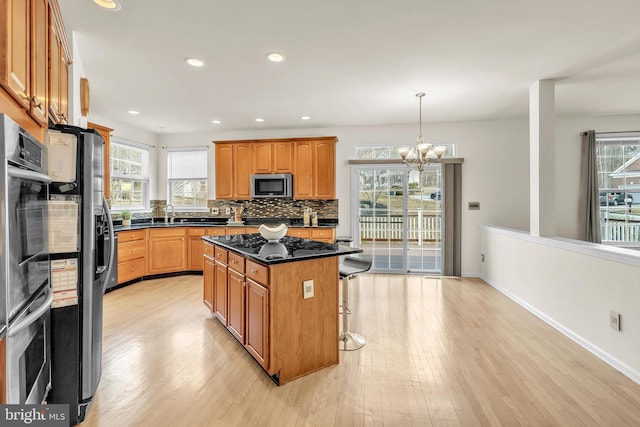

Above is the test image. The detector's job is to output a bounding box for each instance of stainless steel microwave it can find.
[251,174,293,198]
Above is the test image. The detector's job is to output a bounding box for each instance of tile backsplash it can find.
[147,199,338,220]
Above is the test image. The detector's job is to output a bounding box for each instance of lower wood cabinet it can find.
[148,228,187,275]
[203,245,214,311]
[203,242,338,384]
[287,227,335,243]
[187,228,206,270]
[117,229,147,284]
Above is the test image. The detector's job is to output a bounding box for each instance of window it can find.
[596,132,640,245]
[167,147,208,208]
[110,139,149,210]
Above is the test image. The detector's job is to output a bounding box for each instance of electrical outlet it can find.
[211,207,219,215]
[225,207,231,215]
[610,311,621,331]
[303,279,314,299]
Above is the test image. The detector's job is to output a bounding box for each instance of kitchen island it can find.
[202,234,361,385]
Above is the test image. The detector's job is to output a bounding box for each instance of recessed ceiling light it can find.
[266,52,285,63]
[300,116,311,120]
[127,110,140,115]
[211,120,222,124]
[255,118,265,122]
[90,0,121,11]
[185,57,206,67]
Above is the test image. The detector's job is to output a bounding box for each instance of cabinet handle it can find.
[251,269,257,273]
[31,96,43,109]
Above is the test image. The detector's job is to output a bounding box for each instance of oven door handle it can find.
[7,287,53,337]
[7,164,53,184]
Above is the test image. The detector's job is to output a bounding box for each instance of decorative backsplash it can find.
[146,199,338,220]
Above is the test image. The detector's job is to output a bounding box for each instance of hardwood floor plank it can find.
[81,274,640,426]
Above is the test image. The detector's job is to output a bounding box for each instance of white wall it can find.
[480,225,640,383]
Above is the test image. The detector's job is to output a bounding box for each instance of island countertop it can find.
[202,234,362,265]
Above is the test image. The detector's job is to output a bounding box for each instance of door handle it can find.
[8,287,53,337]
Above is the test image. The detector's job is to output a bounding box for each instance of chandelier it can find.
[397,93,447,172]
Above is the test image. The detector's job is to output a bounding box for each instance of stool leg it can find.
[339,275,366,351]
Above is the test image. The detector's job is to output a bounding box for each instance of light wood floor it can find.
[83,274,640,426]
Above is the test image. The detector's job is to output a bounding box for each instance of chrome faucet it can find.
[164,204,175,223]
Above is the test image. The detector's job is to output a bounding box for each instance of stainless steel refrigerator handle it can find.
[7,164,53,184]
[7,287,53,337]
[103,195,116,292]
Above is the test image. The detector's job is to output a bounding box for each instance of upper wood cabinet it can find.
[88,122,113,200]
[214,142,253,200]
[48,1,70,125]
[252,141,293,174]
[0,0,50,127]
[293,137,337,199]
[215,137,336,200]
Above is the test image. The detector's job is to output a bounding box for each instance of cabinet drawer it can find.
[207,228,226,237]
[311,228,334,242]
[287,228,310,239]
[118,229,146,243]
[118,258,146,284]
[228,252,245,273]
[226,227,245,235]
[149,228,186,238]
[244,227,259,234]
[118,239,146,262]
[246,260,268,285]
[188,228,206,236]
[203,242,214,258]
[214,247,228,264]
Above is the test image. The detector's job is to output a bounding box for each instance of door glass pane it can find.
[406,168,442,272]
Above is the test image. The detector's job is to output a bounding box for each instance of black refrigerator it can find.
[45,124,116,425]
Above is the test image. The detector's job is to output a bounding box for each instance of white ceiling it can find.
[58,0,640,135]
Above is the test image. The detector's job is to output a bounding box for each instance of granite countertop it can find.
[114,217,338,232]
[202,234,362,265]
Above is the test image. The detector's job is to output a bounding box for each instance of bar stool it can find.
[339,256,372,351]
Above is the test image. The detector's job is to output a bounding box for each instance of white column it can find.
[530,80,556,237]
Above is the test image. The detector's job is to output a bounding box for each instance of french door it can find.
[351,165,443,273]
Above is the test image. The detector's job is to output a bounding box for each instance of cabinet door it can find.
[233,143,253,199]
[314,139,336,199]
[203,257,214,311]
[245,278,269,368]
[47,13,60,120]
[148,236,186,274]
[272,141,293,173]
[293,141,314,199]
[215,144,233,199]
[88,122,113,200]
[252,143,272,174]
[30,0,48,125]
[1,0,31,110]
[187,228,205,271]
[227,268,245,343]
[58,47,68,123]
[213,261,228,324]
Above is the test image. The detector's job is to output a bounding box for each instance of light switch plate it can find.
[303,280,314,299]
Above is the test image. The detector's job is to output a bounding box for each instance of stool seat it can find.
[339,256,372,278]
[338,256,371,351]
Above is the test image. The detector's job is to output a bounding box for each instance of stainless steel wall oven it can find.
[1,114,52,404]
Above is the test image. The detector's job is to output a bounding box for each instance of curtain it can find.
[581,130,601,243]
[443,162,462,276]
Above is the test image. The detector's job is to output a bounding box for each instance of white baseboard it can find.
[480,274,640,385]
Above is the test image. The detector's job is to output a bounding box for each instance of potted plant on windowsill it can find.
[121,210,132,226]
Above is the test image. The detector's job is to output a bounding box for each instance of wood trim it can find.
[213,136,338,145]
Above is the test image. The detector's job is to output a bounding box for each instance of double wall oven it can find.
[1,114,52,404]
